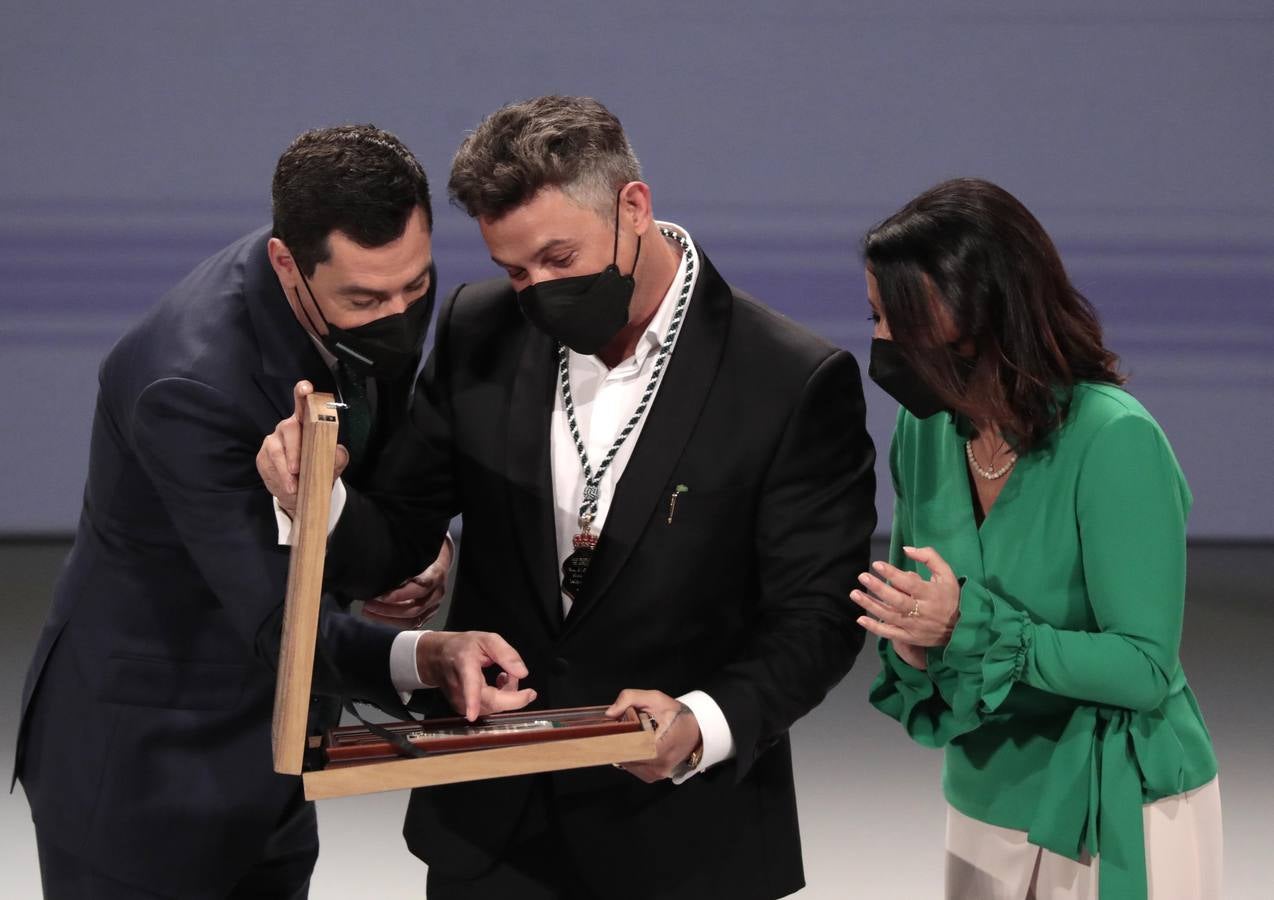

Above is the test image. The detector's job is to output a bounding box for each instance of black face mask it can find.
[295,265,436,382]
[868,338,956,420]
[515,192,641,355]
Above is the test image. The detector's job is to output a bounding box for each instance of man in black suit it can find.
[262,97,876,900]
[14,125,533,899]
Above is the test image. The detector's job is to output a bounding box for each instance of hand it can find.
[362,538,453,629]
[605,689,702,784]
[256,380,350,518]
[891,639,928,670]
[416,631,536,721]
[848,545,961,648]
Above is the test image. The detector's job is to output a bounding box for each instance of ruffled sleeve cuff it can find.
[938,576,1033,722]
[869,638,969,748]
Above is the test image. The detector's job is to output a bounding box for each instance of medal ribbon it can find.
[558,227,694,567]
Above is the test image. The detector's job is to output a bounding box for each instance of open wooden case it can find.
[271,392,657,800]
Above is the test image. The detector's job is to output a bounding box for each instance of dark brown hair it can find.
[272,124,432,276]
[447,95,640,220]
[864,177,1123,451]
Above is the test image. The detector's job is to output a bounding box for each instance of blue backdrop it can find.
[2,0,1270,537]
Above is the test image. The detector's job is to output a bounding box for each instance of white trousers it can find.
[945,777,1222,899]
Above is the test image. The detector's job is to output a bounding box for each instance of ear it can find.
[618,182,655,237]
[267,237,301,291]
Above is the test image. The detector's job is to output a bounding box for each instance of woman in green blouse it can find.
[849,178,1221,900]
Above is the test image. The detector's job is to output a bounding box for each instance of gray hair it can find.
[448,95,641,221]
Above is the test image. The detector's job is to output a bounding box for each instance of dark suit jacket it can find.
[331,245,877,900]
[14,229,415,897]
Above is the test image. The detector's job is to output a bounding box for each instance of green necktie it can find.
[336,361,372,470]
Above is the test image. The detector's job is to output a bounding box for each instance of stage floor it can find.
[3,539,1269,898]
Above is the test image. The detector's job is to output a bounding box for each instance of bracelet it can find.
[685,740,703,771]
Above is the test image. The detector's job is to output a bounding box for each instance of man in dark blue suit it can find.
[14,125,534,899]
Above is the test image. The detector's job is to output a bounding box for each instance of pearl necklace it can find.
[965,439,1017,480]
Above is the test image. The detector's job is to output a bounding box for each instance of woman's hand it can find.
[848,545,961,648]
[890,639,928,670]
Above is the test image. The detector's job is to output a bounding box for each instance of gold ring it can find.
[907,600,920,618]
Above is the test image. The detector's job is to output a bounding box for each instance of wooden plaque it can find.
[270,392,657,800]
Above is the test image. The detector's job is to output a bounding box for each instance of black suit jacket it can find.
[14,229,414,897]
[331,245,877,900]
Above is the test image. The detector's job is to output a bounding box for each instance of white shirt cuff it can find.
[274,478,347,545]
[390,630,434,702]
[672,689,735,784]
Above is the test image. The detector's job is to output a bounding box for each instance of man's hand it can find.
[606,689,702,783]
[363,537,453,629]
[257,380,349,518]
[416,631,536,721]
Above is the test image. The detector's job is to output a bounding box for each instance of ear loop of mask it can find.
[612,187,642,276]
[293,265,332,338]
[290,267,349,405]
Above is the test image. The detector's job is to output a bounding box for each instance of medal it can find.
[561,515,599,602]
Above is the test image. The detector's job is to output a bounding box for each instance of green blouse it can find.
[869,383,1217,900]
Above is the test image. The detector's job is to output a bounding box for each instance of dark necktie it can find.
[335,361,372,470]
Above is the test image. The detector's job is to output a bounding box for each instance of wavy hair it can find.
[864,177,1123,450]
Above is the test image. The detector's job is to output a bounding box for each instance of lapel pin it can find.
[667,484,690,524]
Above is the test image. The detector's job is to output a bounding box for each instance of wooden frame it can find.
[270,392,657,800]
